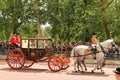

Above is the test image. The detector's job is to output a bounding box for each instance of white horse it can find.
[70,39,116,73]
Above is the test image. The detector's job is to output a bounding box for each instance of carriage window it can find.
[22,40,28,48]
[29,40,37,48]
[38,40,44,48]
[44,40,52,48]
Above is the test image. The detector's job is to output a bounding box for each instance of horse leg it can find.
[74,59,77,72]
[77,61,80,72]
[97,63,101,70]
[82,60,87,71]
[79,61,84,72]
[93,59,105,74]
[77,58,83,72]
[99,59,105,74]
[92,61,100,73]
[100,66,104,74]
[97,64,104,74]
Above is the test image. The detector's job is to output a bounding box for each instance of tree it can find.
[0,0,49,41]
[0,0,120,42]
[100,0,114,39]
[46,0,120,43]
[42,26,52,38]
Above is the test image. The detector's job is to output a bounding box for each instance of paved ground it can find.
[0,61,119,80]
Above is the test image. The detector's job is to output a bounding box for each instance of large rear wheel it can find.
[6,48,25,69]
[48,56,63,72]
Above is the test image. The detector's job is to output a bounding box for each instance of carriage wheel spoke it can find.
[24,59,34,68]
[6,49,25,69]
[48,57,63,72]
[61,57,70,70]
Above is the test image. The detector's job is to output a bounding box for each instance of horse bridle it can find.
[98,43,108,54]
[99,41,117,53]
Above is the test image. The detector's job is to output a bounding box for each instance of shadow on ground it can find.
[0,68,49,73]
[0,67,67,74]
[0,67,113,77]
[66,71,110,77]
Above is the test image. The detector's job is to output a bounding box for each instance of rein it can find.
[99,43,108,54]
[71,44,108,58]
[71,51,102,58]
[71,53,92,57]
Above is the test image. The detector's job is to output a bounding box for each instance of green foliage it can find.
[46,0,120,43]
[42,26,52,38]
[0,0,120,43]
[0,0,49,41]
[18,22,37,38]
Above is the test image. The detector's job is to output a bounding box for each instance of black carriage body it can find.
[21,38,53,60]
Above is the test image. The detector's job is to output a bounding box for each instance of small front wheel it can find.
[48,56,63,72]
[61,57,70,70]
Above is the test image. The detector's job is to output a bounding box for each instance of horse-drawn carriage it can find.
[6,38,69,72]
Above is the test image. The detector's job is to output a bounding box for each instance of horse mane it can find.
[100,39,113,47]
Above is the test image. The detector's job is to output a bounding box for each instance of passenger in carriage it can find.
[90,32,99,59]
[10,32,20,48]
[16,33,21,44]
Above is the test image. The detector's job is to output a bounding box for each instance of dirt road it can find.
[0,61,119,80]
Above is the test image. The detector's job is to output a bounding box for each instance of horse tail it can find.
[69,47,76,66]
[71,47,76,57]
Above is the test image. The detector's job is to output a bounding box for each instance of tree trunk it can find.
[35,4,42,38]
[13,26,17,33]
[36,20,42,38]
[103,17,111,39]
[85,29,90,42]
[100,0,111,39]
[13,22,22,33]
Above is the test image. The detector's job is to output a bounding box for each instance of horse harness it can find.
[72,44,106,58]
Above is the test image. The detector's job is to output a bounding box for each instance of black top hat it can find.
[113,67,120,74]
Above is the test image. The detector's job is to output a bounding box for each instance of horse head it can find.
[100,39,115,47]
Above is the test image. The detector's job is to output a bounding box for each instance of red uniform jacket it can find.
[10,36,18,44]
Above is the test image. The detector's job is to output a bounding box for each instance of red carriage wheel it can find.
[61,57,70,70]
[6,48,25,69]
[48,56,63,72]
[24,59,34,68]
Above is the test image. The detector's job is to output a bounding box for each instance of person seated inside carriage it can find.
[10,32,21,48]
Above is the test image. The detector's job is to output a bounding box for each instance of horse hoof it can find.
[81,71,84,73]
[78,70,80,72]
[102,71,105,74]
[97,68,100,70]
[75,71,78,73]
[102,72,105,74]
[91,70,94,73]
[85,69,87,71]
[73,70,77,73]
